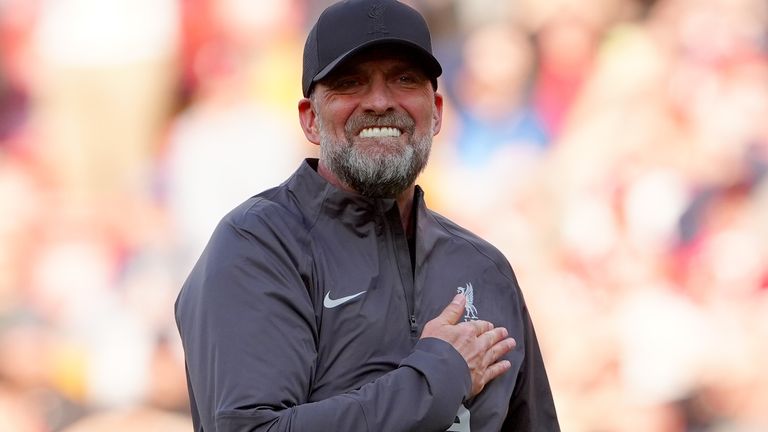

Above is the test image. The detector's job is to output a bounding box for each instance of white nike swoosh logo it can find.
[323,291,366,308]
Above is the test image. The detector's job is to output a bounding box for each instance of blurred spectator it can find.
[163,33,305,275]
[0,57,27,141]
[447,22,548,168]
[531,9,601,137]
[0,316,88,430]
[0,0,36,145]
[424,22,549,229]
[30,0,179,217]
[0,153,44,313]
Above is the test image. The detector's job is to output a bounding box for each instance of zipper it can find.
[379,201,418,337]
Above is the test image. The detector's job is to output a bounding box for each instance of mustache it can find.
[345,112,415,136]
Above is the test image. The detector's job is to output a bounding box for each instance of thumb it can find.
[437,293,465,325]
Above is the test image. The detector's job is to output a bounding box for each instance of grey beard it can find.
[319,112,433,198]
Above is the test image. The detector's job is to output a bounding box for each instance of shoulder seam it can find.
[305,185,331,234]
[429,212,517,285]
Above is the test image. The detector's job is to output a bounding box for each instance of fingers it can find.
[467,320,494,336]
[477,326,510,350]
[435,293,466,325]
[482,333,516,366]
[423,314,506,367]
[484,359,512,384]
[469,334,516,398]
[422,300,519,398]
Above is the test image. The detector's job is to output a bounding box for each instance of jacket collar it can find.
[287,158,426,227]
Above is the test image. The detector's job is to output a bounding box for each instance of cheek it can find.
[324,106,356,134]
[408,104,436,132]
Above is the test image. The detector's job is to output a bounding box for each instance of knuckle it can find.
[484,332,495,347]
[460,325,475,337]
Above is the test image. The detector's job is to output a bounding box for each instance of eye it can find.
[395,71,427,87]
[332,77,362,90]
[398,73,417,84]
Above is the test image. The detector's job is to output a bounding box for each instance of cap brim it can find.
[311,38,442,90]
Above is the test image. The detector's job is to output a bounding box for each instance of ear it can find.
[298,98,321,145]
[432,92,444,136]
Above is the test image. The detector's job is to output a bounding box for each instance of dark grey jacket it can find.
[175,159,559,431]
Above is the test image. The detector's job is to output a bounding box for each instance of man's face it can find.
[302,49,443,198]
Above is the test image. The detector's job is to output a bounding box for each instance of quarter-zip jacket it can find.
[175,159,559,431]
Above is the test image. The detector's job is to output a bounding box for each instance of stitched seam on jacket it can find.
[430,213,517,285]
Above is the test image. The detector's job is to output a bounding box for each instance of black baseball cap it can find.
[302,0,442,97]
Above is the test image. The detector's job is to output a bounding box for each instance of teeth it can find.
[359,127,401,138]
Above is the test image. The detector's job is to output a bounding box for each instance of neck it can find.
[396,186,416,236]
[317,160,416,233]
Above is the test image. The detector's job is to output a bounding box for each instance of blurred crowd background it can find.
[1,0,767,431]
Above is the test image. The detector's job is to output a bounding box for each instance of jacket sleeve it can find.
[175,213,470,432]
[501,300,560,431]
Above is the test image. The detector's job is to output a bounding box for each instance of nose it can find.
[360,77,395,114]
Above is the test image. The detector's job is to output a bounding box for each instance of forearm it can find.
[211,338,470,432]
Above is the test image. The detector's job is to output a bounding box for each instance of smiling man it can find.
[175,1,559,431]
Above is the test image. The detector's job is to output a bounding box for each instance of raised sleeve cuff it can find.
[399,337,471,419]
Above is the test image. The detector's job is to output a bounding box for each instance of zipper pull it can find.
[409,315,418,333]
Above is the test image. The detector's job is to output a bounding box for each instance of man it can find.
[175,1,560,431]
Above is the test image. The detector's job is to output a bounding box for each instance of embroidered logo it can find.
[323,291,366,309]
[367,2,388,34]
[456,283,478,321]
